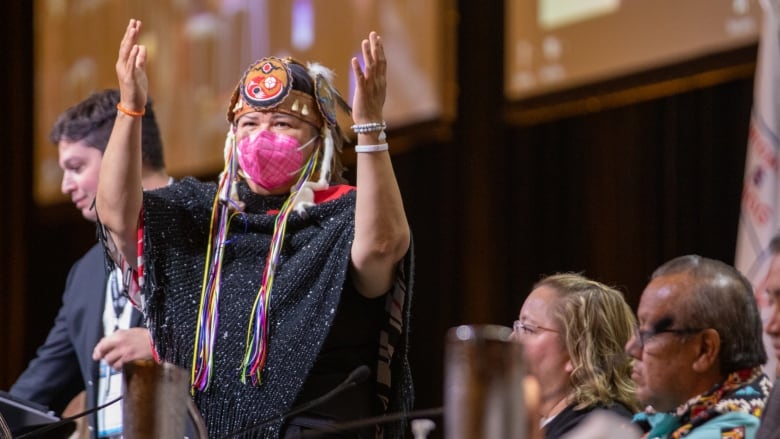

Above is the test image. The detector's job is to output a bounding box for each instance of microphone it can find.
[15,396,123,439]
[220,365,371,439]
[300,406,444,438]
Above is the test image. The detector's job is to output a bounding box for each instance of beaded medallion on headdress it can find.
[228,57,328,129]
[241,58,292,108]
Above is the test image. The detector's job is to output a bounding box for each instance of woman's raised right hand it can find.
[115,19,148,114]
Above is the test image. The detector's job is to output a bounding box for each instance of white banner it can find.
[735,0,780,381]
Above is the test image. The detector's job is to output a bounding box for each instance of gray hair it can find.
[651,255,766,373]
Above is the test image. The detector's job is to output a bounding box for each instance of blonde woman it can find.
[513,273,639,439]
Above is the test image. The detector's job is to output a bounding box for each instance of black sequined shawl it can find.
[125,177,413,438]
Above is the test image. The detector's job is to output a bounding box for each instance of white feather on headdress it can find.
[319,126,334,185]
[293,126,333,217]
[307,62,336,83]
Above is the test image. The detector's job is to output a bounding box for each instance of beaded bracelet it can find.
[116,103,145,117]
[351,121,386,133]
[355,143,389,153]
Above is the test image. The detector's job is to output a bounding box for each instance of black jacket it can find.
[10,243,143,438]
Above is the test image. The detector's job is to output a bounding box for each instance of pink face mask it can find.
[236,130,315,190]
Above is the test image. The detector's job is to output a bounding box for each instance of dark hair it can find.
[651,255,767,373]
[287,61,316,95]
[49,89,165,170]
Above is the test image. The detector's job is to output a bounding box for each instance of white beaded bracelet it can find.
[351,121,387,133]
[355,143,389,153]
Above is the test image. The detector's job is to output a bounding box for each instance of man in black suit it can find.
[757,236,780,439]
[10,89,169,438]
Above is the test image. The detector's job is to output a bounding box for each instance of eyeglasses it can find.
[512,320,558,336]
[632,325,704,350]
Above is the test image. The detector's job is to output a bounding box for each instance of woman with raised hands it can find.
[97,18,413,439]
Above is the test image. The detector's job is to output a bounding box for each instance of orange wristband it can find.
[116,102,145,117]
